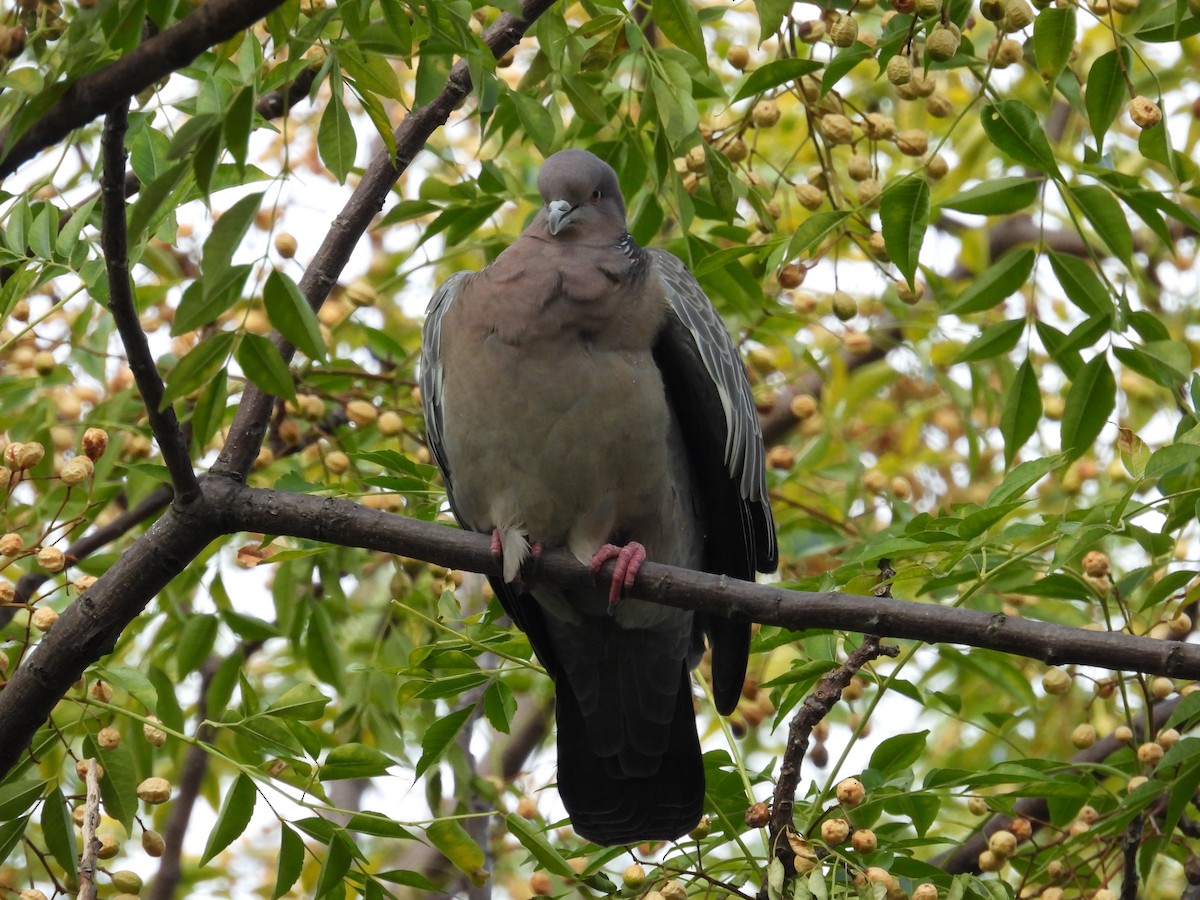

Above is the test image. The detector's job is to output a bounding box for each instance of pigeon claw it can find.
[589,542,647,610]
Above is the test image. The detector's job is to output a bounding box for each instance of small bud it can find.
[0,533,22,556]
[144,716,167,747]
[1042,666,1072,695]
[727,44,750,69]
[19,889,49,900]
[1114,724,1134,743]
[660,881,688,900]
[1137,741,1164,765]
[927,153,950,179]
[1150,676,1174,699]
[889,474,912,498]
[89,680,114,703]
[1003,0,1035,30]
[830,14,859,47]
[60,456,94,486]
[1130,96,1162,129]
[97,832,119,858]
[821,817,850,843]
[752,99,781,128]
[980,0,1005,18]
[1010,817,1032,841]
[1071,723,1096,748]
[745,802,770,827]
[790,394,818,420]
[794,182,825,211]
[721,136,749,163]
[1127,774,1149,792]
[142,829,166,857]
[274,232,298,258]
[622,864,646,888]
[857,178,883,208]
[778,263,806,289]
[13,442,44,470]
[36,547,66,573]
[325,450,351,474]
[851,828,877,852]
[689,814,711,839]
[926,26,960,61]
[912,885,939,900]
[72,804,86,827]
[832,291,858,321]
[988,829,1017,858]
[97,727,121,750]
[1157,727,1181,749]
[1082,550,1109,577]
[863,112,897,140]
[110,871,143,894]
[897,129,930,156]
[345,400,378,426]
[75,759,104,780]
[978,849,1003,871]
[344,278,378,308]
[818,114,856,145]
[967,796,990,815]
[137,776,172,804]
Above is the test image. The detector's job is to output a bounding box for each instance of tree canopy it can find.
[0,0,1199,898]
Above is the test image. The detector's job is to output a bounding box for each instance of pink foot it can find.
[490,530,543,584]
[589,542,647,607]
[490,528,503,562]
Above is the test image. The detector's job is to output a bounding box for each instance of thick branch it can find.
[0,504,217,775]
[0,0,289,178]
[213,481,1200,681]
[100,104,199,501]
[211,0,557,479]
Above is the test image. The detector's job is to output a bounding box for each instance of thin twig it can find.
[77,758,101,900]
[100,102,199,500]
[0,0,290,178]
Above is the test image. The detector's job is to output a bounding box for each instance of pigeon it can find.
[420,149,776,845]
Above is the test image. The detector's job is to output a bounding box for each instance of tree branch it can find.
[100,103,199,502]
[212,481,1200,682]
[935,696,1184,873]
[211,0,558,479]
[0,0,290,178]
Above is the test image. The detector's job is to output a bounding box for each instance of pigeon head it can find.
[537,150,627,237]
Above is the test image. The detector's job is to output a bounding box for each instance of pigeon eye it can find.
[590,189,602,201]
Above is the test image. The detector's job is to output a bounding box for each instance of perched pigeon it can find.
[420,149,776,845]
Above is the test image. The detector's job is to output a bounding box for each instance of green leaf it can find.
[96,664,159,711]
[426,818,488,886]
[176,612,220,677]
[879,175,929,288]
[788,210,849,258]
[85,736,138,831]
[321,743,395,781]
[0,778,43,819]
[1119,427,1150,478]
[732,58,823,101]
[980,100,1061,178]
[224,86,256,170]
[1138,569,1197,614]
[1000,359,1042,466]
[201,773,257,865]
[318,82,357,184]
[988,455,1064,504]
[939,176,1041,216]
[264,270,325,361]
[756,0,791,41]
[652,0,706,66]
[0,816,29,865]
[1047,251,1111,317]
[1070,185,1133,265]
[510,91,555,156]
[306,603,344,690]
[315,833,354,898]
[505,813,575,877]
[868,731,928,776]
[236,333,296,402]
[960,500,1028,540]
[190,371,228,453]
[415,705,474,778]
[954,318,1024,363]
[273,825,305,899]
[57,196,97,258]
[266,683,330,720]
[1145,444,1200,479]
[202,192,263,277]
[821,43,873,95]
[482,681,516,734]
[947,248,1035,314]
[41,786,79,873]
[1085,48,1131,153]
[1032,7,1075,83]
[173,264,253,334]
[1060,354,1115,460]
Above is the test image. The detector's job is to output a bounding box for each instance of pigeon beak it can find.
[547,199,574,235]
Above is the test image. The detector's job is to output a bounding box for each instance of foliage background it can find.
[0,0,1199,897]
